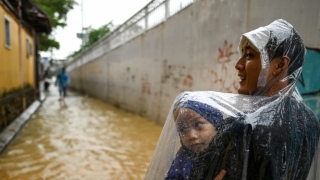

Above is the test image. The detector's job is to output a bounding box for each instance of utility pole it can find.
[76,0,86,49]
[81,0,84,48]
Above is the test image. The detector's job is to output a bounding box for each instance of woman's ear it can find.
[272,56,290,76]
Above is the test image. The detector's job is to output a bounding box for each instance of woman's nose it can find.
[235,58,244,71]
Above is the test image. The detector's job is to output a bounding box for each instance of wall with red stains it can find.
[68,0,320,125]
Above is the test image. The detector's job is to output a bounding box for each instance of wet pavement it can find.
[0,83,162,179]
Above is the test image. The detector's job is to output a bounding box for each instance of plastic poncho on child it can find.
[145,19,320,180]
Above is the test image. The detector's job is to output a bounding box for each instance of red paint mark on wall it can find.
[142,82,151,95]
[182,74,193,87]
[162,63,191,91]
[211,40,238,92]
[141,74,151,95]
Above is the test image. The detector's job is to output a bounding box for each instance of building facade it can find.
[0,0,51,132]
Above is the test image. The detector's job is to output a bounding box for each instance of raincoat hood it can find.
[239,19,306,95]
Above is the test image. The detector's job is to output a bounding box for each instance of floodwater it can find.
[0,89,162,180]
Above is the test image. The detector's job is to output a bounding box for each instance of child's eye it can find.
[195,122,203,128]
[178,127,187,132]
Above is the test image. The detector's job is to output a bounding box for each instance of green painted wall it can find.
[297,48,320,120]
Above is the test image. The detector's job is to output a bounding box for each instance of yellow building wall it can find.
[22,29,35,87]
[0,4,36,94]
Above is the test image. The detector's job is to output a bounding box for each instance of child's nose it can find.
[187,128,199,140]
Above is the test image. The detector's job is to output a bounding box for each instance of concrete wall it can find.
[68,0,320,125]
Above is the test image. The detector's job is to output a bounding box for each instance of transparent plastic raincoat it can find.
[145,19,320,180]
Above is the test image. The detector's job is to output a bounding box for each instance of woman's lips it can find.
[238,74,245,82]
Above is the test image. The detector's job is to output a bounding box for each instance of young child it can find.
[165,99,224,180]
[164,93,249,180]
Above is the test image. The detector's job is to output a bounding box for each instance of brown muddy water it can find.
[0,95,162,180]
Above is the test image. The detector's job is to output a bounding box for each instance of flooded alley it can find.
[0,87,162,180]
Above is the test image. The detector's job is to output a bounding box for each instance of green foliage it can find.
[71,22,113,57]
[70,48,82,58]
[32,0,77,29]
[83,22,113,48]
[32,0,77,51]
[39,34,60,51]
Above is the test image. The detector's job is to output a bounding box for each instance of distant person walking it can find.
[42,60,55,91]
[55,67,70,100]
[43,68,51,91]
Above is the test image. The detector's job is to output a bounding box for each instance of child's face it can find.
[175,108,217,153]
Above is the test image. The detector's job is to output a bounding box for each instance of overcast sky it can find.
[40,0,151,59]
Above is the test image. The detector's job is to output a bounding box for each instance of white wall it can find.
[68,0,320,125]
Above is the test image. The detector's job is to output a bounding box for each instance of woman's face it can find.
[175,108,217,153]
[235,46,262,95]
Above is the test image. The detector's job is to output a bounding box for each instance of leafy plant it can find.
[32,0,78,51]
[71,22,113,57]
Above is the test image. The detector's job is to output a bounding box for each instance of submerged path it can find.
[0,85,162,179]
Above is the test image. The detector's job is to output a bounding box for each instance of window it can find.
[26,38,32,58]
[4,15,11,49]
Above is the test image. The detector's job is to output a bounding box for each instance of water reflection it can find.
[0,96,162,179]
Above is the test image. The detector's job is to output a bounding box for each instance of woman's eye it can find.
[245,53,254,58]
